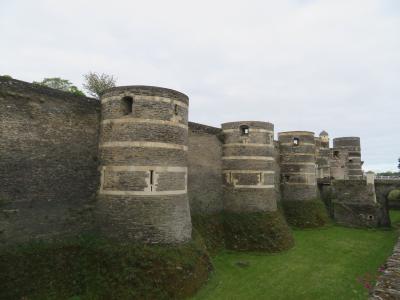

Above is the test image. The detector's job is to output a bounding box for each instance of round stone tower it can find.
[278,131,317,200]
[333,137,363,180]
[221,121,293,251]
[222,121,276,211]
[316,130,331,179]
[96,86,192,244]
[278,131,328,227]
[319,130,329,148]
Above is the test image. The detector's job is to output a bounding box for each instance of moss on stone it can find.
[191,213,225,255]
[0,232,211,300]
[282,198,330,228]
[223,211,294,252]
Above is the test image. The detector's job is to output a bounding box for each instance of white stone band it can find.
[282,172,316,175]
[100,141,188,151]
[233,185,275,189]
[223,143,274,148]
[280,142,315,146]
[99,190,187,196]
[222,170,275,174]
[280,162,316,165]
[102,118,188,129]
[222,156,274,161]
[284,182,316,186]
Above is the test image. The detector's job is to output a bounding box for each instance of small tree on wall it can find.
[33,77,85,96]
[83,72,117,99]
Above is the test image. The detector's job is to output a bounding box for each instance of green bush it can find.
[0,233,211,300]
[223,211,294,252]
[282,198,330,228]
[388,189,400,201]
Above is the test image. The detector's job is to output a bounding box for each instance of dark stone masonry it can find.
[0,77,100,246]
[96,85,192,244]
[370,237,400,299]
[1,76,399,299]
[221,121,293,251]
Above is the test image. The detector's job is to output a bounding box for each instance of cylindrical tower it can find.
[279,131,317,201]
[278,131,328,227]
[316,131,331,179]
[222,121,276,212]
[96,86,191,244]
[333,137,363,180]
[319,130,329,148]
[221,121,293,251]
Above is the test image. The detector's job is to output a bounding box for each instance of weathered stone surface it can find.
[331,180,380,227]
[0,77,100,246]
[222,188,277,212]
[96,86,192,244]
[333,137,363,180]
[281,184,318,201]
[100,146,187,166]
[220,121,293,251]
[221,121,277,213]
[95,194,191,243]
[278,131,318,202]
[101,122,188,144]
[370,237,400,300]
[187,122,223,215]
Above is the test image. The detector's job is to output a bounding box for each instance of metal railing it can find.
[375,176,400,180]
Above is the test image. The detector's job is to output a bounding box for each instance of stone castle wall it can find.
[1,77,386,247]
[187,122,223,215]
[0,77,100,245]
[329,179,380,227]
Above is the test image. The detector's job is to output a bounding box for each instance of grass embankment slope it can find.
[192,211,400,300]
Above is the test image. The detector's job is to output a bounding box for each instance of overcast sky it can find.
[1,0,399,172]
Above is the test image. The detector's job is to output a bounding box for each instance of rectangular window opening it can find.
[122,96,133,115]
[150,170,154,191]
[240,125,249,136]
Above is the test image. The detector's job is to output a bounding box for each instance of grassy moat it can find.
[1,212,399,299]
[192,211,400,300]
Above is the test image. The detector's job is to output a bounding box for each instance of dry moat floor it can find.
[192,211,400,300]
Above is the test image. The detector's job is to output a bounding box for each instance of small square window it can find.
[240,125,249,136]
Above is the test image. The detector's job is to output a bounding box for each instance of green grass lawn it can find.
[192,211,400,300]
